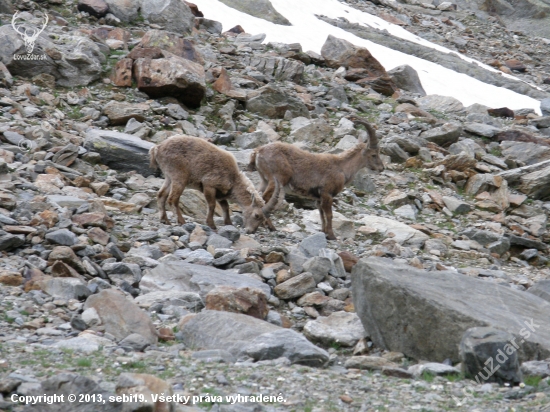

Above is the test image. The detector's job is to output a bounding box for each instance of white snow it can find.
[196,0,543,114]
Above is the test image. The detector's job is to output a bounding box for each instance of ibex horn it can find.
[350,117,378,149]
[262,178,281,216]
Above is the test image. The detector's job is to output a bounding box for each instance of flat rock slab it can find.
[358,215,429,248]
[84,289,158,345]
[84,129,155,177]
[180,310,328,367]
[140,261,271,299]
[352,257,550,363]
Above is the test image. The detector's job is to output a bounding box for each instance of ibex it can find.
[12,12,48,54]
[248,117,384,240]
[149,135,280,234]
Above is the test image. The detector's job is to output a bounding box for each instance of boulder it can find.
[140,261,270,298]
[517,165,550,199]
[527,280,550,303]
[22,373,122,412]
[321,35,386,77]
[77,0,109,18]
[218,0,291,25]
[274,272,316,299]
[84,129,154,177]
[352,257,550,362]
[464,123,501,138]
[500,141,550,166]
[0,25,105,87]
[84,289,158,345]
[142,0,195,34]
[180,311,328,366]
[420,123,462,146]
[289,117,332,143]
[104,0,139,22]
[387,65,426,96]
[134,290,203,311]
[459,327,522,384]
[303,311,366,347]
[243,55,304,83]
[103,101,149,126]
[133,54,206,108]
[417,95,464,113]
[357,215,429,248]
[39,278,90,301]
[205,286,268,320]
[136,29,203,63]
[246,84,309,119]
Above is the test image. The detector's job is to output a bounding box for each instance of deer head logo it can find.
[11,11,49,54]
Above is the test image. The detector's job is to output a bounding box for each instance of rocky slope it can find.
[0,0,549,411]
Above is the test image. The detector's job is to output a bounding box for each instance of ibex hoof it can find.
[326,234,337,240]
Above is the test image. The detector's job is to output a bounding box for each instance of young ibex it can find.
[149,135,280,234]
[248,117,384,240]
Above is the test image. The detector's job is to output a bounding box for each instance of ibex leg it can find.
[158,177,171,224]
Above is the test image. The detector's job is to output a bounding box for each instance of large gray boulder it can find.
[142,0,196,34]
[84,289,158,345]
[527,280,550,303]
[517,165,550,199]
[140,261,271,299]
[84,129,155,177]
[133,54,206,108]
[180,310,328,366]
[352,257,550,362]
[218,0,291,25]
[0,25,104,87]
[104,0,140,22]
[501,141,550,166]
[23,373,122,412]
[459,327,522,384]
[387,65,426,96]
[243,55,304,83]
[246,84,309,119]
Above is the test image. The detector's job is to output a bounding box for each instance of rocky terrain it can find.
[0,0,550,411]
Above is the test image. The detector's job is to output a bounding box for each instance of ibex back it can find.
[150,135,280,234]
[248,117,384,240]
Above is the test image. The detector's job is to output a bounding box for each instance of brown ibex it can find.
[248,117,384,240]
[149,135,280,234]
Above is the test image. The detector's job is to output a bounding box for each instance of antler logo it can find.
[11,11,48,54]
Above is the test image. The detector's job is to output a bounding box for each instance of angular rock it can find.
[140,261,270,298]
[518,165,550,199]
[417,95,464,113]
[45,229,79,246]
[501,141,550,166]
[133,55,206,108]
[142,0,195,34]
[40,278,90,301]
[358,215,429,248]
[104,0,139,22]
[464,123,501,137]
[442,196,471,214]
[103,101,149,126]
[246,84,309,119]
[0,234,24,251]
[218,0,291,25]
[136,29,204,63]
[77,0,109,18]
[205,286,268,320]
[388,65,426,96]
[0,25,105,87]
[527,280,550,303]
[289,117,332,144]
[22,373,122,412]
[298,233,328,257]
[420,123,462,146]
[84,289,158,345]
[459,327,522,384]
[274,272,316,299]
[321,35,387,77]
[84,129,154,177]
[303,311,366,347]
[180,310,328,366]
[352,257,550,362]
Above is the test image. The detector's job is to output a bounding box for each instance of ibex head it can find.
[12,11,49,54]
